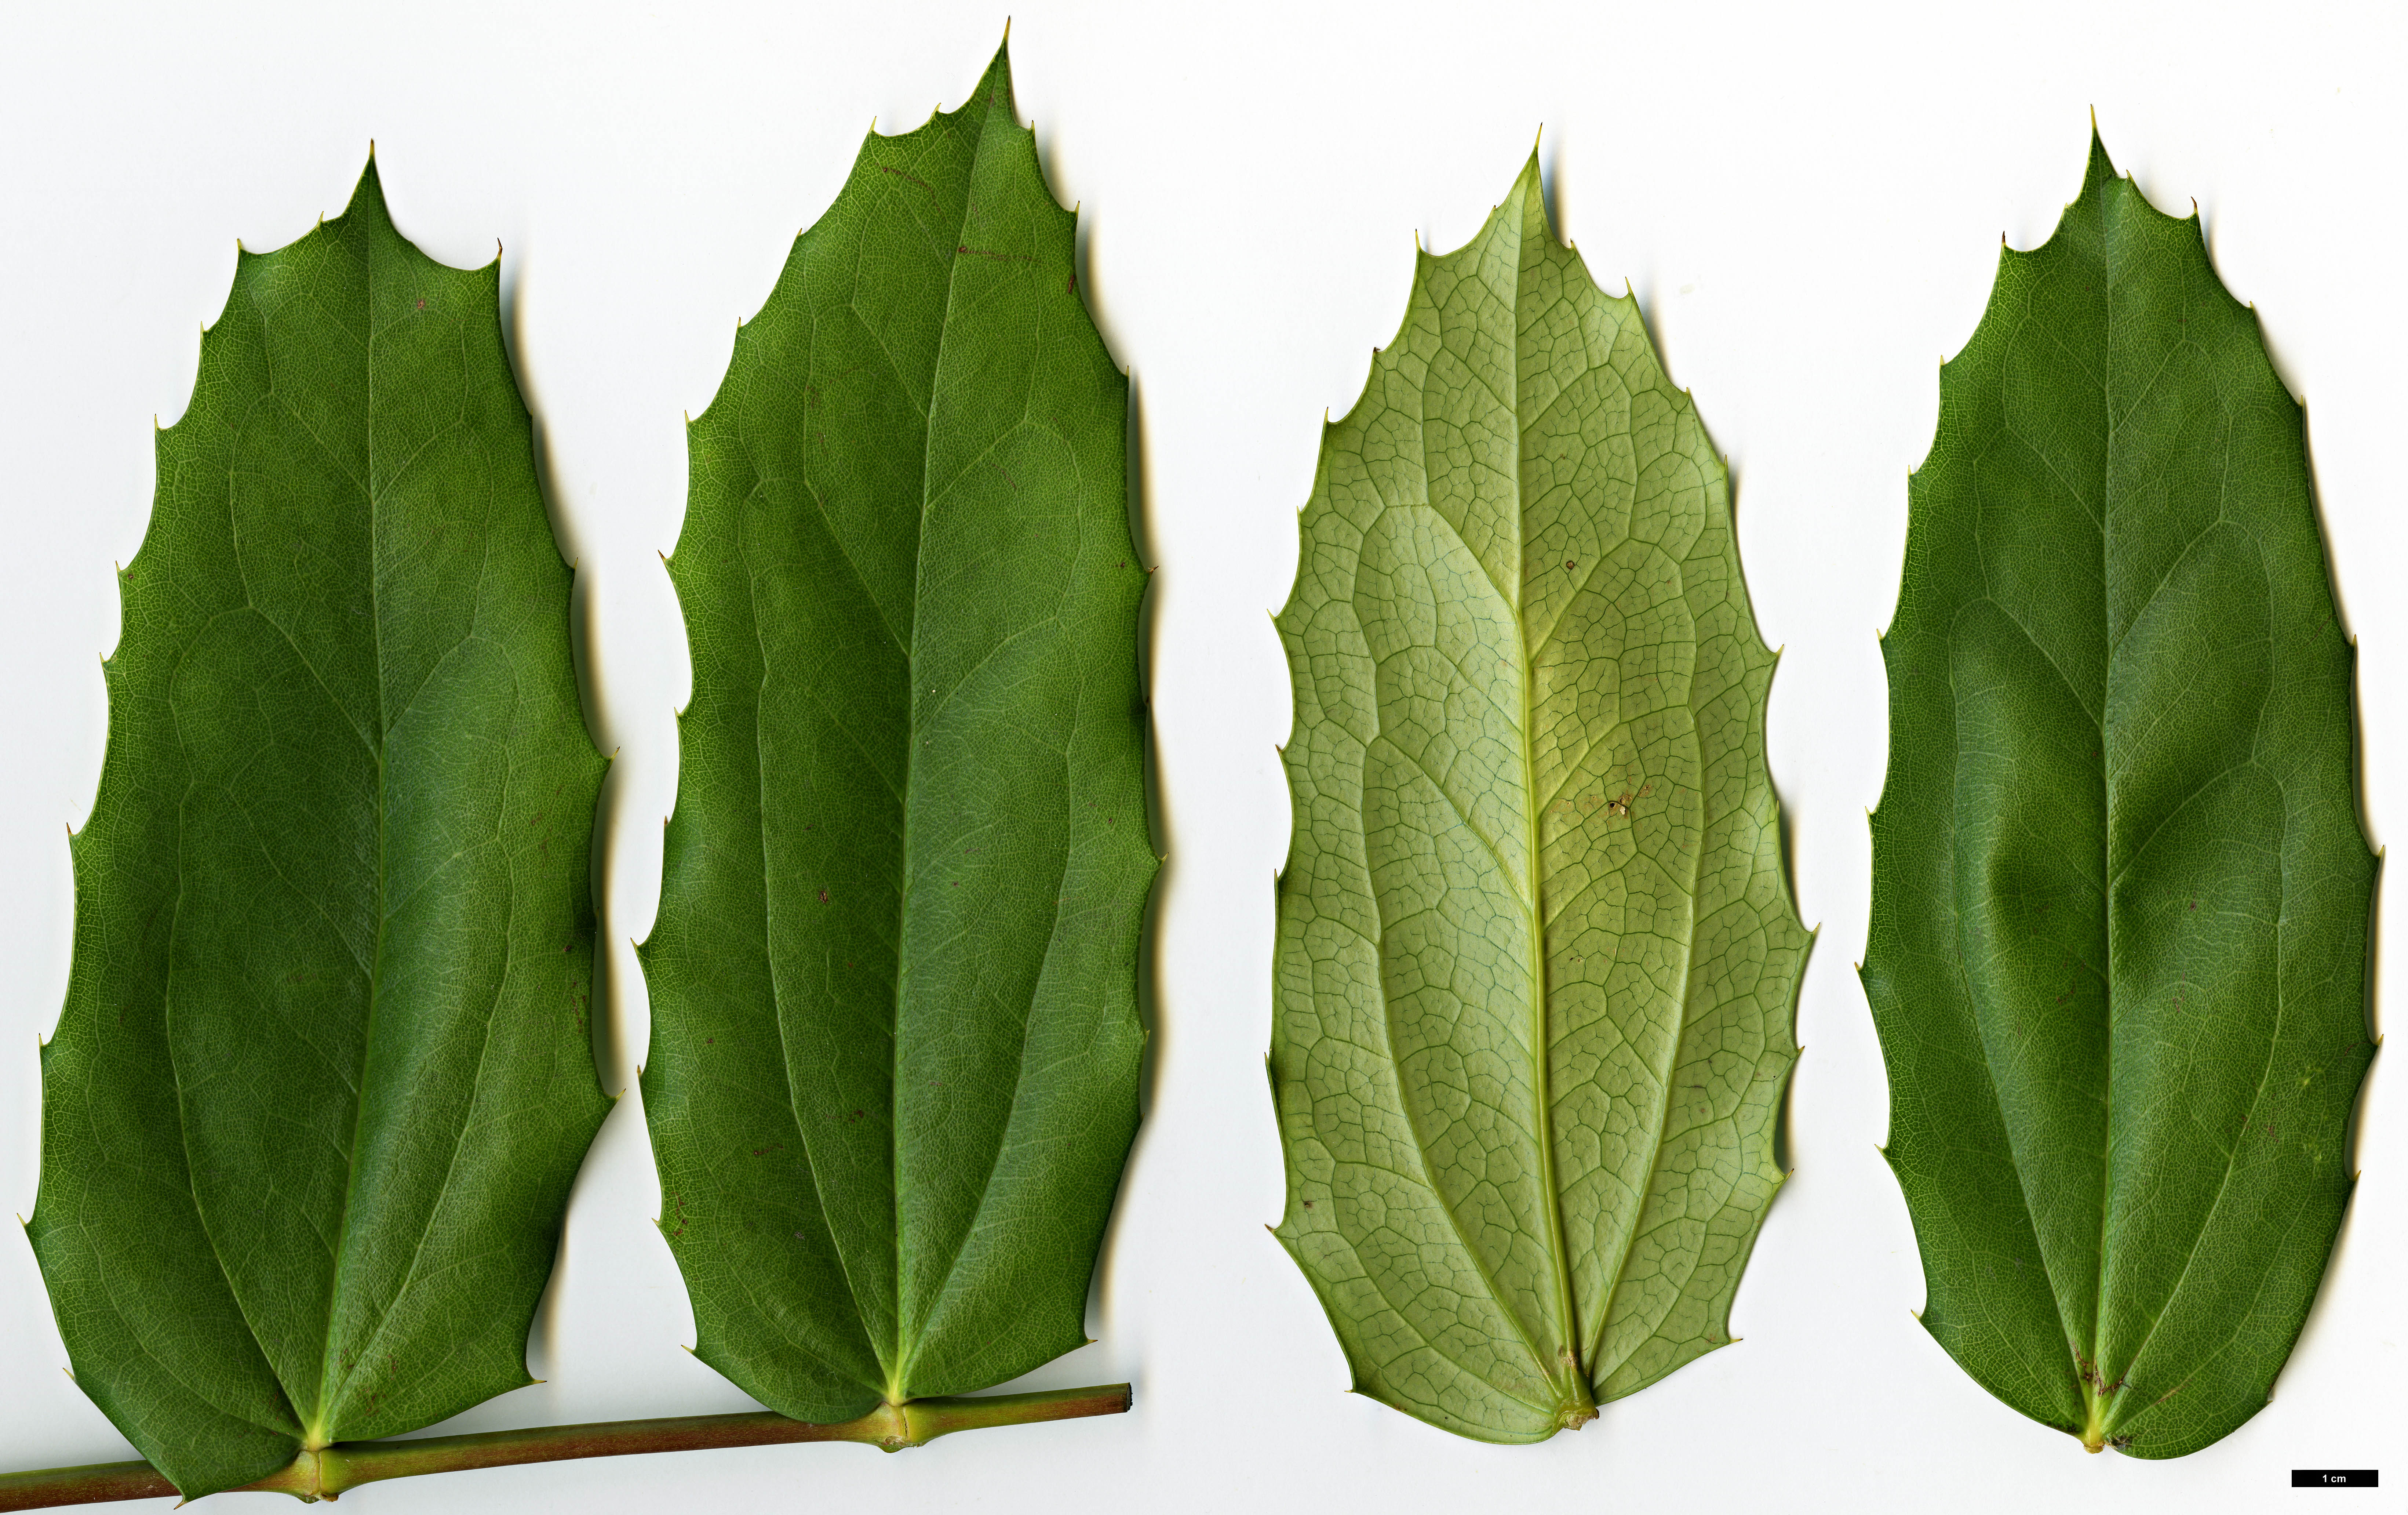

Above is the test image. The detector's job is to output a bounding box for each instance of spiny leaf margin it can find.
[1270,155,1806,1443]
[637,39,1155,1422]
[1861,130,2375,1458]
[28,157,609,1498]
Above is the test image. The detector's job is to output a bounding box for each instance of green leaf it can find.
[1270,156,1807,1443]
[638,39,1154,1421]
[26,159,611,1498]
[1862,131,2375,1459]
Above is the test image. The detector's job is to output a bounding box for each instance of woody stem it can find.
[0,1384,1131,1509]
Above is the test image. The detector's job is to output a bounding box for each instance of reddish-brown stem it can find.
[0,1384,1131,1509]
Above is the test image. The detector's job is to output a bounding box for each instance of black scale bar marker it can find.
[2292,1470,2379,1488]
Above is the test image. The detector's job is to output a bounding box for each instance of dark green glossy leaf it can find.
[1271,157,1806,1443]
[1863,131,2375,1458]
[638,40,1153,1420]
[27,160,611,1498]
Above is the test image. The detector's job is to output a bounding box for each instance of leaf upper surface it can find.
[1271,158,1806,1443]
[27,160,611,1498]
[639,41,1154,1420]
[1862,132,2376,1458]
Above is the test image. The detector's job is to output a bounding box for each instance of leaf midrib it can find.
[883,109,973,1406]
[886,90,1099,1397]
[798,91,1010,1402]
[2093,405,2289,1436]
[736,92,1036,1407]
[298,228,513,1442]
[309,225,393,1447]
[2004,164,2267,1425]
[1422,187,1587,1409]
[2088,160,2120,1417]
[1502,230,1583,1409]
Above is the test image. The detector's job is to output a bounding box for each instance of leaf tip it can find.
[2080,122,2119,201]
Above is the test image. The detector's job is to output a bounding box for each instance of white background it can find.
[0,1,2399,1510]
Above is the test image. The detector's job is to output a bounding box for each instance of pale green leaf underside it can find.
[1271,158,1806,1443]
[639,42,1154,1420]
[28,161,610,1498]
[1863,134,2375,1459]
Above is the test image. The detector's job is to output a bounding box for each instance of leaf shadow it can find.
[1091,371,1165,1354]
[1045,134,1131,378]
[500,257,632,1097]
[1538,128,1566,247]
[497,249,637,1391]
[1040,119,1162,1358]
